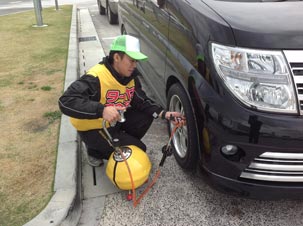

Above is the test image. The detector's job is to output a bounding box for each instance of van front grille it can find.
[240,152,303,182]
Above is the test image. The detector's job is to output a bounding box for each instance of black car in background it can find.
[118,0,303,199]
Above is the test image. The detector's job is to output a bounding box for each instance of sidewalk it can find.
[24,5,110,226]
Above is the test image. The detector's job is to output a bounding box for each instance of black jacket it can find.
[58,57,163,119]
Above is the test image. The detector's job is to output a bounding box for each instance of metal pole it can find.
[38,0,42,11]
[33,0,43,26]
[55,0,59,11]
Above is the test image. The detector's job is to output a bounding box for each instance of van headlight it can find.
[211,43,297,113]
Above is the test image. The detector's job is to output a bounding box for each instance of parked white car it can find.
[97,0,118,24]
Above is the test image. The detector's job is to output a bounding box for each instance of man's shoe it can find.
[87,155,104,167]
[82,142,104,167]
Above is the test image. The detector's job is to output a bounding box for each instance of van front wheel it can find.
[167,83,198,170]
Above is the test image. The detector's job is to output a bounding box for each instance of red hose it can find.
[119,121,183,207]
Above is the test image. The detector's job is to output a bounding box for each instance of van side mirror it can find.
[157,0,165,8]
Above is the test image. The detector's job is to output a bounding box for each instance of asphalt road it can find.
[78,2,303,226]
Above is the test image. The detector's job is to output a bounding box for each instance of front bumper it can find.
[198,93,303,199]
[202,165,303,200]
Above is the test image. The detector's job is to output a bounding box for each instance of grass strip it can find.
[0,5,72,226]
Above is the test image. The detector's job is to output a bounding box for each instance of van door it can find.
[120,0,170,106]
[163,0,198,89]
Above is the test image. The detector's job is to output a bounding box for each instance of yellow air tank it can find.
[106,145,152,190]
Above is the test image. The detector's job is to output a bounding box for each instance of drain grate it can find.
[79,36,97,42]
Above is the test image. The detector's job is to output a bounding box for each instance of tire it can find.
[107,3,118,24]
[98,0,106,15]
[167,83,199,170]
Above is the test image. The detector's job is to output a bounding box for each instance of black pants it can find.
[78,108,154,160]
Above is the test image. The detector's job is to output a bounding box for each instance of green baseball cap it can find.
[110,35,148,61]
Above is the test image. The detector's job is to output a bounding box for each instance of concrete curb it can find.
[24,4,80,226]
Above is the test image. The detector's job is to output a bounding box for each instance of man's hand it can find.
[102,106,126,124]
[165,111,186,126]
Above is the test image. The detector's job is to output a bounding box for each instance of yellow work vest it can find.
[70,64,135,131]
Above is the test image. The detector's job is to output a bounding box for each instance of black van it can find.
[118,0,303,199]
